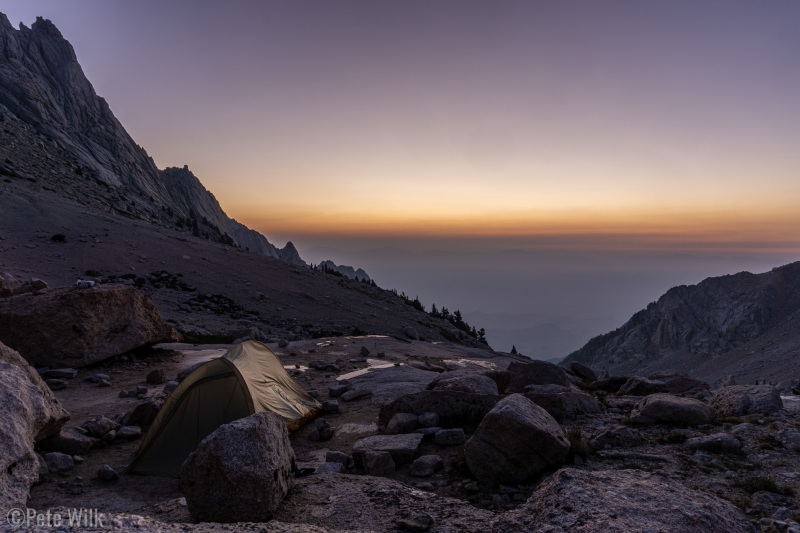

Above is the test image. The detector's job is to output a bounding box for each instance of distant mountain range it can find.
[565,262,800,385]
[0,14,302,265]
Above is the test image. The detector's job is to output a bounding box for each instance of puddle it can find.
[337,359,403,381]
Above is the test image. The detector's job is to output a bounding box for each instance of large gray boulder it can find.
[0,285,179,367]
[0,341,69,510]
[630,393,716,425]
[523,385,605,422]
[465,394,569,485]
[180,412,296,523]
[495,468,752,532]
[709,384,783,417]
[505,360,569,392]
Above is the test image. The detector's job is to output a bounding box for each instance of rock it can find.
[341,389,373,402]
[589,426,644,450]
[685,433,742,453]
[776,427,800,452]
[0,285,178,367]
[82,416,119,438]
[523,385,605,422]
[352,433,424,466]
[322,399,340,414]
[329,384,352,397]
[435,428,466,446]
[135,385,149,396]
[505,360,569,392]
[316,462,345,474]
[39,427,97,455]
[427,371,499,395]
[0,341,69,510]
[590,375,631,393]
[379,390,500,429]
[97,464,119,481]
[396,512,434,532]
[659,374,710,395]
[402,325,419,340]
[146,368,166,384]
[363,451,396,476]
[41,368,78,379]
[273,473,495,531]
[121,399,164,428]
[496,468,753,532]
[630,393,716,425]
[0,271,21,297]
[409,455,443,477]
[386,413,418,434]
[115,426,142,441]
[360,346,370,356]
[278,339,289,348]
[464,394,570,485]
[309,360,339,372]
[567,361,597,382]
[163,380,179,394]
[618,376,668,396]
[709,384,783,417]
[43,452,74,473]
[45,378,67,390]
[325,450,350,466]
[417,412,439,428]
[181,412,295,522]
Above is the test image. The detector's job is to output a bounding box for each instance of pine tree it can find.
[511,344,518,354]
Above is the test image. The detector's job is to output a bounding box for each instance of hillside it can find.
[565,262,800,384]
[0,13,487,348]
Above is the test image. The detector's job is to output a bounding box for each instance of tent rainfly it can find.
[127,340,321,477]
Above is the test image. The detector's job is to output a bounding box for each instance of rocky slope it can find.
[0,13,301,265]
[565,262,800,385]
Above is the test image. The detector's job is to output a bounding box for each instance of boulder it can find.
[82,416,119,438]
[409,455,443,477]
[362,451,396,476]
[386,412,418,434]
[618,376,668,396]
[427,370,499,395]
[435,428,466,446]
[496,468,752,532]
[97,464,120,481]
[0,341,69,510]
[121,399,163,428]
[352,434,424,466]
[464,394,570,485]
[146,368,166,384]
[630,393,716,425]
[590,375,630,393]
[379,390,500,429]
[417,412,439,428]
[709,385,783,417]
[181,412,295,522]
[43,452,74,474]
[0,285,179,367]
[38,427,97,455]
[0,271,21,297]
[523,385,605,422]
[567,361,597,382]
[505,360,569,392]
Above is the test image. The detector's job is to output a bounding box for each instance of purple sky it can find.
[3,1,800,355]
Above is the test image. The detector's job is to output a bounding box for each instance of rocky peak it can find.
[0,12,304,266]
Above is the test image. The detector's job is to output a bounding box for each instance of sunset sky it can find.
[4,1,800,355]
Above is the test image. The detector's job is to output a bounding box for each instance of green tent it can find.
[128,340,321,477]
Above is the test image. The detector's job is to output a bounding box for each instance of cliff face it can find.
[0,14,303,265]
[565,262,800,382]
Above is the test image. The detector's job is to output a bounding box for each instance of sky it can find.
[3,1,800,356]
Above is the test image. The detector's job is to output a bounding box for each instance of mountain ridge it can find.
[0,14,302,265]
[565,261,800,384]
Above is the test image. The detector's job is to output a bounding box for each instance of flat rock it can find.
[427,370,499,395]
[352,433,424,465]
[274,472,495,533]
[496,468,752,532]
